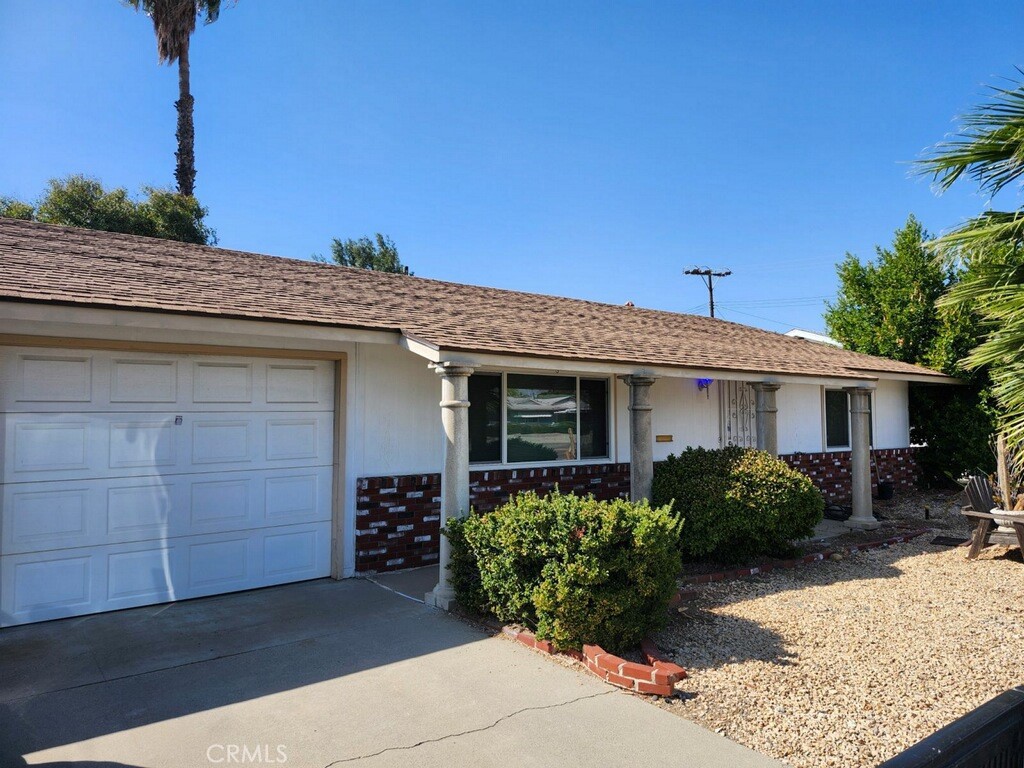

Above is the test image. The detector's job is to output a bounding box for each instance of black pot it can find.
[876,481,895,500]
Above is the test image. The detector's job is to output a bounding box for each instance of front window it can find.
[468,373,611,464]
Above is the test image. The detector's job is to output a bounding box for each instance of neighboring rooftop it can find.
[0,219,951,382]
[785,328,843,348]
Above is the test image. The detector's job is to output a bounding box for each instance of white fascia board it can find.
[398,334,442,363]
[865,370,960,385]
[0,300,401,351]
[422,346,875,388]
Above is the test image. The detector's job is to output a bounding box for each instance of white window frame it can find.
[821,387,875,452]
[469,371,613,468]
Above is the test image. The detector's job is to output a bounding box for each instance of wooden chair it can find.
[962,475,1024,559]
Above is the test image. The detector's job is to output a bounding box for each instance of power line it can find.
[683,266,732,318]
[723,296,832,308]
[715,304,803,329]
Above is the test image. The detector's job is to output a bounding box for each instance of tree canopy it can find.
[1,174,216,245]
[315,234,410,274]
[917,74,1024,450]
[825,215,995,482]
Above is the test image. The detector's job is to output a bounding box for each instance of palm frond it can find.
[916,75,1024,196]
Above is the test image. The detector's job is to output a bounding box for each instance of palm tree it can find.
[127,0,224,197]
[917,75,1024,448]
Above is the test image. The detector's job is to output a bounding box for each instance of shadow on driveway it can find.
[1,574,781,768]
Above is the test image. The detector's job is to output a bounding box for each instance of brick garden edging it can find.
[501,626,686,697]
[679,527,933,586]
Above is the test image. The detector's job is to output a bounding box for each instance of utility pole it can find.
[684,267,732,318]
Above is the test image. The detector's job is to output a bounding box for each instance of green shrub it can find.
[445,490,681,652]
[651,446,823,562]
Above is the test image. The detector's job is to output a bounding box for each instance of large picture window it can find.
[468,373,610,464]
[824,389,873,450]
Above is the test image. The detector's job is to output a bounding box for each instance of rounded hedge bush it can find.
[445,490,682,652]
[651,446,824,562]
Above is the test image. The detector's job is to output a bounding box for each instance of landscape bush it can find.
[445,489,682,652]
[651,446,823,562]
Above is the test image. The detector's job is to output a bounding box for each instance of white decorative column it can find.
[844,386,879,530]
[619,375,657,502]
[751,382,781,456]
[425,362,477,609]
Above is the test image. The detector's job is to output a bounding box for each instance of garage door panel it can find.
[193,361,253,403]
[2,522,333,625]
[107,545,177,604]
[109,419,177,468]
[3,551,95,623]
[12,421,91,473]
[110,358,178,403]
[0,349,335,413]
[4,411,333,481]
[17,355,93,403]
[2,467,332,555]
[264,526,323,580]
[1,347,336,627]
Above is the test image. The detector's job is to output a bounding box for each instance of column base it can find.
[844,517,881,531]
[424,585,456,611]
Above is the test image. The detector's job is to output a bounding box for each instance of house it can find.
[0,219,952,625]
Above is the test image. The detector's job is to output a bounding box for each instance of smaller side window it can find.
[824,389,850,449]
[824,389,874,450]
[469,374,502,463]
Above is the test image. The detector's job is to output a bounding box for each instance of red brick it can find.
[619,661,653,680]
[604,671,634,689]
[596,652,626,674]
[635,680,674,696]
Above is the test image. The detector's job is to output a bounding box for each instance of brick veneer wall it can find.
[355,449,921,572]
[355,463,631,574]
[780,447,920,503]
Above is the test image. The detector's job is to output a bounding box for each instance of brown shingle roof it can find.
[0,219,950,382]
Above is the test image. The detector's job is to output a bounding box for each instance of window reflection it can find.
[506,374,577,462]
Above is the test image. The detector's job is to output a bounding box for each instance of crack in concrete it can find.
[322,689,615,766]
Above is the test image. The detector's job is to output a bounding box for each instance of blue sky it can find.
[2,2,1022,332]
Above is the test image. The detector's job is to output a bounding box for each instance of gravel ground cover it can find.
[654,491,1023,768]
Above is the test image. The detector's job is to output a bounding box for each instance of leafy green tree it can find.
[825,215,995,483]
[0,197,34,220]
[1,175,216,245]
[918,75,1024,450]
[315,234,410,274]
[126,0,225,196]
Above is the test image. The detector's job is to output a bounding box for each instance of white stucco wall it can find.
[350,343,916,476]
[353,343,442,477]
[872,379,910,449]
[777,383,825,455]
[648,378,721,460]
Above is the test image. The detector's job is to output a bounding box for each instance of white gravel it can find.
[655,530,1023,767]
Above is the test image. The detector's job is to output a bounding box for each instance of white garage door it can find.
[0,347,335,627]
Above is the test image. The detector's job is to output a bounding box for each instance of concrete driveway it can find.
[0,571,780,768]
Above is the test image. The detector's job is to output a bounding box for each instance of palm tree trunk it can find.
[174,41,196,197]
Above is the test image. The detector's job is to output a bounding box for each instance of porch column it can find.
[844,386,879,530]
[751,382,781,456]
[425,362,477,610]
[619,375,657,502]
